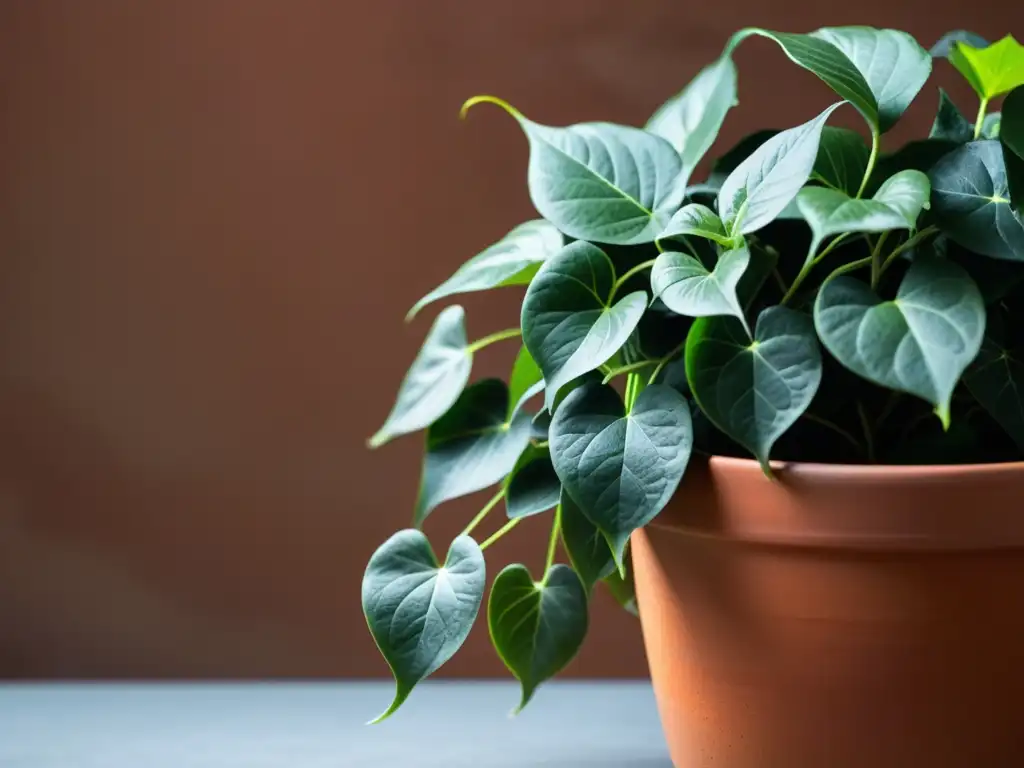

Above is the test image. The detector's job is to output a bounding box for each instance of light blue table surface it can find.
[0,681,670,767]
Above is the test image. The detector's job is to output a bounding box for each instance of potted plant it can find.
[363,24,1024,766]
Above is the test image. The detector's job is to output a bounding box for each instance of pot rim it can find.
[704,454,1024,478]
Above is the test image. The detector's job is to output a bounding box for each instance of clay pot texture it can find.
[632,456,1024,768]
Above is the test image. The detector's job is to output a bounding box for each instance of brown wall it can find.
[0,2,1018,678]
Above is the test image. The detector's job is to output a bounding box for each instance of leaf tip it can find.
[936,404,952,432]
[459,95,522,122]
[367,430,389,450]
[366,686,408,725]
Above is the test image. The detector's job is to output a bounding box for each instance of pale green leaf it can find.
[651,246,751,331]
[950,35,1024,100]
[655,203,733,247]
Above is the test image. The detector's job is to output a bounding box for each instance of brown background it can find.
[0,2,1019,679]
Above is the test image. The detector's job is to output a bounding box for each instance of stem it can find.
[466,327,521,354]
[879,226,940,275]
[541,506,562,582]
[771,267,789,295]
[780,233,850,306]
[803,413,862,451]
[857,401,876,463]
[602,360,657,384]
[609,259,657,303]
[624,372,638,410]
[869,231,890,290]
[462,489,505,537]
[974,96,990,140]
[480,518,520,551]
[856,130,880,198]
[874,391,901,433]
[823,255,873,284]
[647,340,687,386]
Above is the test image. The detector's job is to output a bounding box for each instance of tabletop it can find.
[0,681,670,768]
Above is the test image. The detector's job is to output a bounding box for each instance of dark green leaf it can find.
[813,127,870,194]
[929,88,974,143]
[656,203,733,247]
[718,103,842,235]
[964,334,1024,451]
[686,307,822,471]
[463,97,685,244]
[931,31,989,58]
[559,490,615,592]
[646,55,738,173]
[370,306,471,448]
[1003,87,1024,209]
[362,531,486,722]
[521,241,647,409]
[407,221,562,320]
[508,344,544,418]
[949,35,1024,100]
[602,566,638,617]
[549,384,693,566]
[929,140,1024,261]
[814,257,985,427]
[651,246,750,331]
[505,446,561,519]
[488,563,588,712]
[414,380,532,525]
[873,138,958,186]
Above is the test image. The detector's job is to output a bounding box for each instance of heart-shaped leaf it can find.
[415,379,532,525]
[505,446,561,520]
[930,88,974,143]
[463,97,685,245]
[521,241,647,409]
[651,246,751,332]
[508,344,544,418]
[370,306,471,448]
[813,127,870,194]
[645,55,738,173]
[718,103,842,236]
[797,189,910,255]
[1002,87,1024,208]
[929,140,1024,261]
[931,31,989,58]
[558,490,615,593]
[407,221,563,320]
[549,383,692,566]
[964,334,1024,450]
[602,567,638,617]
[814,257,985,427]
[872,169,932,227]
[656,203,733,247]
[686,307,822,471]
[949,35,1024,100]
[362,531,486,722]
[488,563,588,712]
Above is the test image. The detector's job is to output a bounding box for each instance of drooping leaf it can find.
[1002,87,1024,209]
[505,445,561,519]
[929,88,974,143]
[814,257,985,428]
[370,306,471,448]
[651,246,751,331]
[488,564,588,712]
[558,490,615,593]
[407,221,563,320]
[463,97,685,244]
[521,241,647,410]
[656,203,733,247]
[964,335,1024,451]
[508,344,544,418]
[813,127,870,194]
[548,383,692,566]
[362,531,486,722]
[931,30,989,58]
[414,380,532,525]
[718,103,843,235]
[929,140,1024,261]
[602,566,638,617]
[646,55,738,173]
[685,307,822,471]
[949,35,1024,100]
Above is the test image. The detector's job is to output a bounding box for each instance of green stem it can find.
[869,231,890,290]
[479,518,520,551]
[647,340,687,386]
[780,233,850,306]
[803,413,862,451]
[857,401,876,463]
[879,226,940,275]
[624,372,647,411]
[856,130,880,198]
[823,255,873,284]
[974,96,990,140]
[462,489,505,537]
[602,360,657,384]
[466,327,521,354]
[609,259,658,303]
[874,391,901,433]
[541,506,562,582]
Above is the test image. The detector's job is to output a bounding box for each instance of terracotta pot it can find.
[631,456,1024,768]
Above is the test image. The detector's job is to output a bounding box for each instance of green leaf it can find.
[931,31,989,58]
[655,203,733,247]
[505,446,561,520]
[521,241,647,410]
[558,490,615,593]
[705,129,779,189]
[797,188,909,255]
[871,169,932,227]
[964,335,1024,450]
[488,563,588,712]
[602,567,638,617]
[414,380,532,525]
[407,221,563,320]
[813,127,870,194]
[645,55,738,173]
[873,138,958,186]
[362,531,486,722]
[814,257,985,428]
[370,306,471,448]
[949,35,1024,100]
[983,112,1002,139]
[718,103,842,236]
[686,307,822,471]
[548,383,693,566]
[929,140,1024,261]
[1002,87,1024,209]
[463,97,685,245]
[651,246,751,331]
[929,89,974,143]
[508,345,544,418]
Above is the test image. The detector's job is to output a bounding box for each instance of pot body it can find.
[632,457,1024,768]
